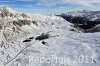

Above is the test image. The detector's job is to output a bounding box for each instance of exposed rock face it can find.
[0,7,29,18]
[0,7,41,47]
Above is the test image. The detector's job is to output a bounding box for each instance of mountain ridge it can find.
[58,10,100,32]
[0,7,100,66]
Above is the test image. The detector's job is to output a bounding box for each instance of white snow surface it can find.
[62,10,100,21]
[0,7,100,66]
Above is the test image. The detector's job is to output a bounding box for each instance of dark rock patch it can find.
[42,41,46,45]
[42,41,49,46]
[29,37,34,40]
[13,20,30,27]
[23,39,31,42]
[35,33,50,41]
[23,36,34,42]
[33,21,38,26]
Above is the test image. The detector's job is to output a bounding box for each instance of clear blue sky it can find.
[0,0,100,14]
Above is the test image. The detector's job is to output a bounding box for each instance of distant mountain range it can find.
[58,10,100,30]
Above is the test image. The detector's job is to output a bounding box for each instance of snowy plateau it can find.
[0,7,100,66]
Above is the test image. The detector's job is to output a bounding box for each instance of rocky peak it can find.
[0,7,29,18]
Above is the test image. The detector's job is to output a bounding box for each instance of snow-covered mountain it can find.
[0,7,100,66]
[0,7,30,19]
[60,10,100,21]
[58,10,100,32]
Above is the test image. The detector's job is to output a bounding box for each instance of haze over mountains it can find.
[0,7,100,66]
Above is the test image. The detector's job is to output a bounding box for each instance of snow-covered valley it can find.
[0,7,100,66]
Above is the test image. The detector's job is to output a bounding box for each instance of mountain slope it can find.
[0,7,100,66]
[60,10,100,21]
[58,10,100,32]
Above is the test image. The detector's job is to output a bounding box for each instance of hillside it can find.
[58,10,100,32]
[0,7,100,66]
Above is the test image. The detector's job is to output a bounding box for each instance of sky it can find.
[0,0,100,14]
